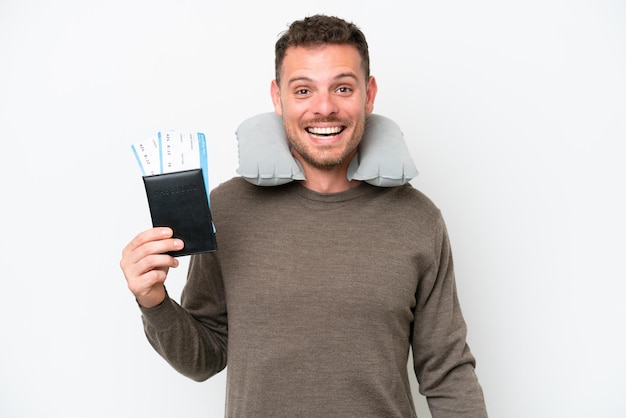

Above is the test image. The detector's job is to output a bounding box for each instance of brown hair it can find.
[274,15,370,85]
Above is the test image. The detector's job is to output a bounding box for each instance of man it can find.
[121,14,488,417]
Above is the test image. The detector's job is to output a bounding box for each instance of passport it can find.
[143,169,217,257]
[132,130,216,257]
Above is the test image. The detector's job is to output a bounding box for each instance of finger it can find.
[123,227,174,255]
[133,237,184,263]
[135,252,180,276]
[127,265,171,308]
[121,235,183,271]
[121,244,181,282]
[127,262,170,295]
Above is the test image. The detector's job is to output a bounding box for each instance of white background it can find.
[1,1,624,417]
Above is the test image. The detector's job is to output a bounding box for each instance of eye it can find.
[336,86,352,94]
[295,88,310,96]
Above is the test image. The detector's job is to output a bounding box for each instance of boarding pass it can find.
[131,131,210,201]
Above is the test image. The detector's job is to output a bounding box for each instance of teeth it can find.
[307,126,342,135]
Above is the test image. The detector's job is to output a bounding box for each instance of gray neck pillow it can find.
[235,113,418,187]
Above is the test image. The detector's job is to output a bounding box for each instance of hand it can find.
[120,227,184,308]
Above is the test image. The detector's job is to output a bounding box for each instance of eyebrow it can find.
[287,72,360,87]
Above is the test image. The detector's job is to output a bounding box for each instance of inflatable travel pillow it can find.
[235,112,418,187]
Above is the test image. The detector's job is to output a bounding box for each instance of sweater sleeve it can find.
[411,217,488,417]
[140,251,228,382]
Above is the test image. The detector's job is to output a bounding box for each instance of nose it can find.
[312,91,339,117]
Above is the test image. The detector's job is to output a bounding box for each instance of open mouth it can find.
[305,126,345,137]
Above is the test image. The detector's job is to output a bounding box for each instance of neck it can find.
[301,170,362,193]
[293,150,362,193]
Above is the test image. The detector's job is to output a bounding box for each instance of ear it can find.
[365,76,378,115]
[270,80,283,116]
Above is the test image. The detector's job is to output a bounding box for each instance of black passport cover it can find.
[142,169,217,257]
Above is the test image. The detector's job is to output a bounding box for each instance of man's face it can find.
[271,44,377,171]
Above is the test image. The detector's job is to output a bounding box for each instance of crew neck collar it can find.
[293,181,376,203]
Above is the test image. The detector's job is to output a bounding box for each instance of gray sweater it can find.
[141,177,487,417]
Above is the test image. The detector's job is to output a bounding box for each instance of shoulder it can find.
[209,177,298,214]
[380,183,442,221]
[210,177,250,200]
[211,176,297,199]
